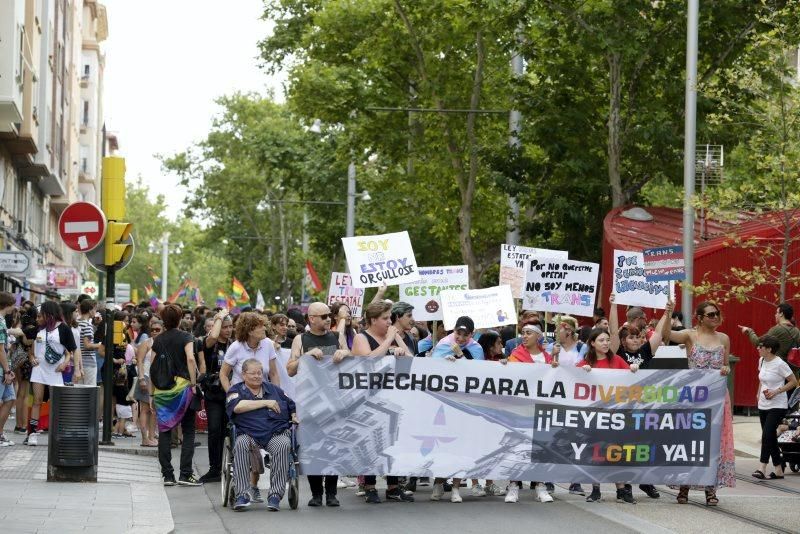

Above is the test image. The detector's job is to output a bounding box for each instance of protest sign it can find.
[499,245,569,298]
[327,272,365,318]
[398,265,469,321]
[341,231,420,288]
[612,250,671,309]
[522,258,599,316]
[439,285,516,330]
[643,245,686,282]
[296,355,725,485]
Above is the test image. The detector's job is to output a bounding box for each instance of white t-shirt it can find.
[758,357,793,410]
[224,338,278,386]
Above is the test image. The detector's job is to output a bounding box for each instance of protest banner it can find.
[643,245,686,282]
[295,356,725,485]
[326,272,365,318]
[612,250,671,309]
[522,258,599,317]
[341,231,420,288]
[399,265,469,321]
[439,285,516,330]
[499,244,569,298]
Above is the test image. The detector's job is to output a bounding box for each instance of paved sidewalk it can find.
[0,423,173,534]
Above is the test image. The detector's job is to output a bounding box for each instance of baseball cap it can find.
[454,316,475,334]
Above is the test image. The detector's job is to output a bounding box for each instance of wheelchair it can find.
[221,423,300,510]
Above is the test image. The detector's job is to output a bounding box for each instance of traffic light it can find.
[104,221,132,266]
[102,156,126,220]
[113,320,126,345]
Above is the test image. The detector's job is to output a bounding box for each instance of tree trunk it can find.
[607,52,624,207]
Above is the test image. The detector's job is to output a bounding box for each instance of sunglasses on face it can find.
[703,311,721,319]
[310,313,334,320]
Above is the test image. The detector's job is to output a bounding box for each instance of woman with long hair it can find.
[24,301,77,446]
[669,301,735,506]
[577,328,638,504]
[135,318,164,447]
[330,302,356,350]
[352,301,413,504]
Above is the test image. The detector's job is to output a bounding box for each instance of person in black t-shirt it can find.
[609,293,674,500]
[198,310,234,483]
[152,304,201,486]
[391,302,417,356]
[287,302,350,507]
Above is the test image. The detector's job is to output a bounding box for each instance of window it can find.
[82,100,89,126]
[83,64,90,78]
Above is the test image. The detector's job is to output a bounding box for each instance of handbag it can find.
[44,331,64,365]
[9,344,28,370]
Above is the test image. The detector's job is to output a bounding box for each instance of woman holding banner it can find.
[577,328,638,504]
[352,301,414,504]
[503,324,557,504]
[669,302,734,506]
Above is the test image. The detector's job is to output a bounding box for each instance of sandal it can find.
[768,472,785,480]
[705,489,718,506]
[676,486,689,504]
[751,470,766,479]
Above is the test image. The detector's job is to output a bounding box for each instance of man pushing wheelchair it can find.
[225,358,298,511]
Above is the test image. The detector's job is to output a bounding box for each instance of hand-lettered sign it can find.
[613,250,671,309]
[399,265,469,321]
[341,231,420,288]
[643,245,686,282]
[500,245,568,298]
[522,258,599,317]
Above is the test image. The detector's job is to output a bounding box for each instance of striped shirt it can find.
[78,319,96,368]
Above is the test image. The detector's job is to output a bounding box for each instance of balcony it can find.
[40,172,68,198]
[0,125,45,180]
[50,194,70,214]
[80,75,90,89]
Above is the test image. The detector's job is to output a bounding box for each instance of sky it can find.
[102,0,285,219]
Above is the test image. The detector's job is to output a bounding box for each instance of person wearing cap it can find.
[391,302,417,355]
[431,316,484,360]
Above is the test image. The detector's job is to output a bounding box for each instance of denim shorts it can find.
[0,370,16,403]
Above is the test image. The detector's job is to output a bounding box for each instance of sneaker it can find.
[386,487,414,502]
[471,484,486,497]
[337,479,348,489]
[0,435,13,447]
[308,495,323,507]
[343,477,357,487]
[163,475,176,487]
[326,494,340,507]
[177,474,202,486]
[234,493,251,511]
[639,484,660,499]
[24,433,37,446]
[198,471,221,483]
[536,483,554,503]
[13,427,25,434]
[451,487,462,503]
[267,495,280,511]
[418,477,431,486]
[443,482,453,492]
[249,486,264,503]
[616,487,636,504]
[569,483,585,495]
[404,478,417,493]
[355,484,366,496]
[586,486,601,502]
[365,488,381,504]
[430,483,445,501]
[545,482,555,494]
[505,484,519,503]
[486,483,507,496]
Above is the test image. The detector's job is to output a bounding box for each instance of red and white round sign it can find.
[58,202,107,252]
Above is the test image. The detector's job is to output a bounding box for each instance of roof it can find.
[603,206,795,258]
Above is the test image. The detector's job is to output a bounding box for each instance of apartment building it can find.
[0,0,109,299]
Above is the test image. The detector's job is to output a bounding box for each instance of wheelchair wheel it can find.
[221,436,234,507]
[791,463,800,473]
[288,476,299,510]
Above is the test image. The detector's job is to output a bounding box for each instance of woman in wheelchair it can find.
[226,358,298,511]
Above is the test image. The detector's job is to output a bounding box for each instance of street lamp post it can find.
[148,232,183,301]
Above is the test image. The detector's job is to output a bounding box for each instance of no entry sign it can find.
[58,202,107,252]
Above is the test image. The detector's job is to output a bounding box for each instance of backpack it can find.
[149,339,177,390]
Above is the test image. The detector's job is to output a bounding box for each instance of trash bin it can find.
[727,354,740,403]
[47,385,99,482]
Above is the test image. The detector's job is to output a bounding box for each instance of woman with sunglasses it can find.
[669,302,734,506]
[135,318,164,447]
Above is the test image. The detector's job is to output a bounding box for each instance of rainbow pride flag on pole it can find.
[144,284,159,309]
[231,277,250,306]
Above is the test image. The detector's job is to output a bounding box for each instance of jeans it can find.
[308,475,338,497]
[205,399,227,473]
[759,408,787,466]
[158,409,196,479]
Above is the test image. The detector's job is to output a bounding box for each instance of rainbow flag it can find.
[231,277,250,305]
[153,377,194,432]
[144,284,159,309]
[168,281,188,303]
[146,266,162,289]
[215,289,227,308]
